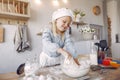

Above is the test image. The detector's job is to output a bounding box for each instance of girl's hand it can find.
[57,48,80,65]
[65,52,72,60]
[57,48,72,58]
[74,58,80,65]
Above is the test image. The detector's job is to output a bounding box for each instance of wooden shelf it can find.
[0,11,30,20]
[72,21,87,28]
[0,0,30,24]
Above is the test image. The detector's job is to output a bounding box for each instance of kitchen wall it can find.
[106,0,119,43]
[118,0,120,31]
[0,0,104,73]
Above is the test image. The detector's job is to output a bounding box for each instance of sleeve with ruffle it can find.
[42,29,60,57]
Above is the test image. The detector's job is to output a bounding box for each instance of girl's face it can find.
[56,16,72,32]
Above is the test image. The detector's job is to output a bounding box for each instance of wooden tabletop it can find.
[89,67,120,80]
[0,72,19,80]
[0,67,120,80]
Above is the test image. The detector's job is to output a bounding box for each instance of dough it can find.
[62,56,90,77]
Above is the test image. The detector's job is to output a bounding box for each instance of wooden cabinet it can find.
[0,0,30,20]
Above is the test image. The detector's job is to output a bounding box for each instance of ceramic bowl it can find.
[61,59,90,78]
[62,66,90,78]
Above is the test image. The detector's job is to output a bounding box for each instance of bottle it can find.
[93,35,97,40]
[90,42,98,65]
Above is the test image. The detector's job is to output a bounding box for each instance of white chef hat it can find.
[52,8,73,21]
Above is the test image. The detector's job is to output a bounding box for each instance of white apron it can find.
[39,52,62,67]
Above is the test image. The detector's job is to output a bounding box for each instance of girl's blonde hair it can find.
[52,21,65,41]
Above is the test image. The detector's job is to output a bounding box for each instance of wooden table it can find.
[0,67,120,80]
[0,72,19,80]
[91,67,120,80]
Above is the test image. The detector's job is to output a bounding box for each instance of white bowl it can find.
[62,66,90,78]
[61,58,90,78]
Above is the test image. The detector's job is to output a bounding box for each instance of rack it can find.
[0,0,30,25]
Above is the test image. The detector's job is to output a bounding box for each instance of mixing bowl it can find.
[61,57,90,78]
[62,66,90,78]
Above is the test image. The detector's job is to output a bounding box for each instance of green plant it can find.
[73,9,80,16]
[73,9,86,19]
[80,26,95,33]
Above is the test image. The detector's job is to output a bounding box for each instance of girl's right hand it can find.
[65,52,72,59]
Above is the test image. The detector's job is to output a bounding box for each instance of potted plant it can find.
[80,26,95,40]
[73,9,80,22]
[79,11,86,23]
[73,9,86,22]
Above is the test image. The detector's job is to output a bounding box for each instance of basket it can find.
[83,33,93,40]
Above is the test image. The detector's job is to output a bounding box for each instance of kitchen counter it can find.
[0,66,120,80]
[0,72,18,80]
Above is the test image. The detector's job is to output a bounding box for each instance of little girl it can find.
[39,8,79,67]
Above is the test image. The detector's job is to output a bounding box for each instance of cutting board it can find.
[0,26,4,43]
